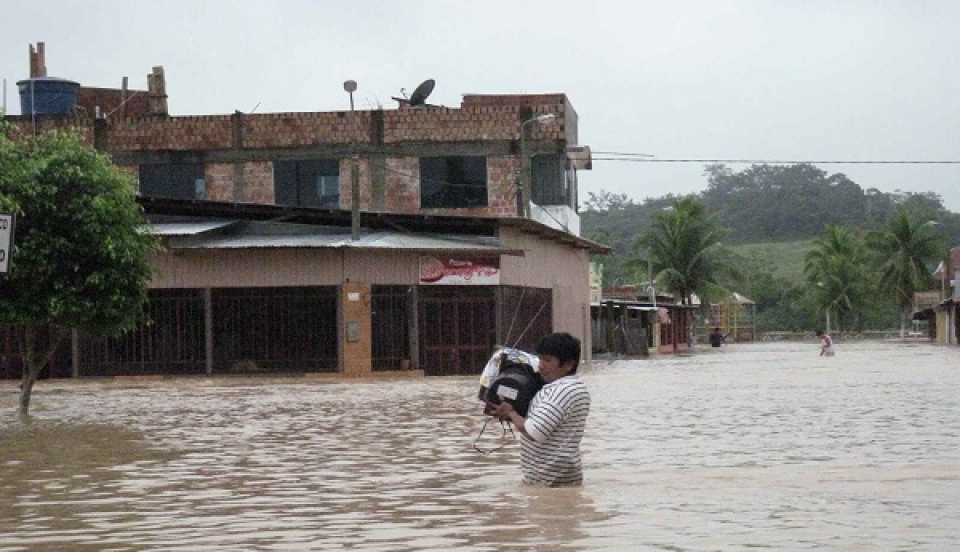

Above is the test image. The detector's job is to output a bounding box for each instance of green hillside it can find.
[730,240,812,283]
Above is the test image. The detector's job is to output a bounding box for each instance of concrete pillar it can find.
[341,281,372,377]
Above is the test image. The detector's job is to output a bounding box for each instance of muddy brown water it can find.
[1,340,958,551]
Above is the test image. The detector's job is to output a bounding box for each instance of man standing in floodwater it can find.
[816,329,835,356]
[493,332,591,486]
[709,327,726,348]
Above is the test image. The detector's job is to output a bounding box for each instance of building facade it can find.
[2,48,606,379]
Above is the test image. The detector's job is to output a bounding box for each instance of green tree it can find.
[866,206,946,337]
[702,163,867,243]
[804,225,872,332]
[638,196,733,307]
[0,130,159,416]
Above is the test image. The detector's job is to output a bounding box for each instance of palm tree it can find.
[638,196,732,307]
[866,206,945,337]
[804,226,873,332]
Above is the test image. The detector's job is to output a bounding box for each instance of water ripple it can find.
[1,341,958,550]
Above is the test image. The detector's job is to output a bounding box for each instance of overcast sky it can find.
[3,1,959,211]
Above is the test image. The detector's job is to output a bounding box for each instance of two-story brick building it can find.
[1,45,606,379]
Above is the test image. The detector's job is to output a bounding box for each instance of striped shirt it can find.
[520,375,591,486]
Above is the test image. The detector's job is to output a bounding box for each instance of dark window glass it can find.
[531,155,578,210]
[139,163,205,200]
[420,156,488,209]
[274,159,340,208]
[567,165,578,212]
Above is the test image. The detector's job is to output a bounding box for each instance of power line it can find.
[591,155,960,165]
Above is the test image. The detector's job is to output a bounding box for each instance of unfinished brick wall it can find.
[340,157,373,210]
[3,116,95,146]
[240,162,274,203]
[384,157,420,213]
[487,156,523,217]
[108,115,233,150]
[243,111,373,148]
[205,163,234,202]
[76,87,151,119]
[3,93,580,218]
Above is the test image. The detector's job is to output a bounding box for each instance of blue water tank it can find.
[17,77,80,116]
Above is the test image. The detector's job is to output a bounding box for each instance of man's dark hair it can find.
[536,332,581,372]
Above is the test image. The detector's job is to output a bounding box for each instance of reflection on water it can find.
[1,341,958,550]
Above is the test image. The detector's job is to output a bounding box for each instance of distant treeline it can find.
[581,163,959,332]
[581,163,960,281]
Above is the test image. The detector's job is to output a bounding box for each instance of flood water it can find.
[1,340,958,551]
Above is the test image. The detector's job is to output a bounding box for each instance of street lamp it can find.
[518,113,556,218]
[344,80,360,240]
[816,281,831,333]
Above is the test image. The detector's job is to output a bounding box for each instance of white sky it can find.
[3,0,959,211]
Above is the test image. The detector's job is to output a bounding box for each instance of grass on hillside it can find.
[730,240,813,283]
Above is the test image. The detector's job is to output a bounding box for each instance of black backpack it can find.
[479,353,544,417]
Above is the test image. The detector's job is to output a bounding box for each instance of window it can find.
[532,154,577,209]
[420,156,488,209]
[274,160,340,208]
[139,163,205,200]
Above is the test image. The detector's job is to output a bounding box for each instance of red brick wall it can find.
[76,87,151,119]
[205,163,234,201]
[108,115,233,150]
[382,103,565,143]
[240,162,274,204]
[488,156,523,217]
[3,117,95,146]
[340,157,374,211]
[384,157,420,213]
[4,93,579,218]
[202,161,275,203]
[243,111,373,148]
[6,93,573,150]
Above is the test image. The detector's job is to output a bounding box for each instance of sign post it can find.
[0,213,15,277]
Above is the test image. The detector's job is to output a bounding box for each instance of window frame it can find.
[138,163,206,200]
[419,156,489,209]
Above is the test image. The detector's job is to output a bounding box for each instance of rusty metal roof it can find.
[139,197,611,254]
[152,220,524,256]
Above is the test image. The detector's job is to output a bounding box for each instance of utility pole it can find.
[351,156,360,240]
[344,80,360,240]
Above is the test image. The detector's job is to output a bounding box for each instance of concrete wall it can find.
[498,227,592,358]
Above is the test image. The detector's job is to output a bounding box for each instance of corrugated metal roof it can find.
[153,220,523,256]
[138,197,611,254]
[150,221,236,237]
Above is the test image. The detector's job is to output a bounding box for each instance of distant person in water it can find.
[708,327,726,348]
[816,329,835,356]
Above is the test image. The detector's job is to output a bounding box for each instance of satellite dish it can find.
[392,79,435,108]
[408,79,435,107]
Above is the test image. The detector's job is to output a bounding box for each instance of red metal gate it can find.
[212,286,338,373]
[80,289,206,376]
[418,287,496,376]
[371,285,411,371]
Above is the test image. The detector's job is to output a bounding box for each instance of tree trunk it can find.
[18,325,67,417]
